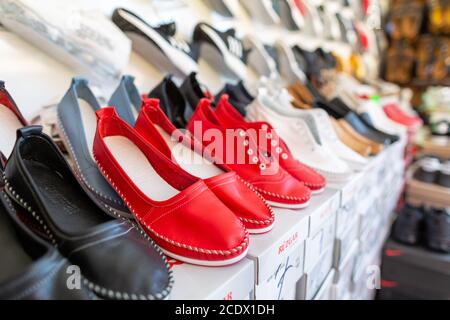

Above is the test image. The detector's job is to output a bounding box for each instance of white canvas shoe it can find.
[247,89,353,183]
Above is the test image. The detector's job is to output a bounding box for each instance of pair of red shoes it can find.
[94,100,275,266]
[383,103,423,129]
[187,96,326,208]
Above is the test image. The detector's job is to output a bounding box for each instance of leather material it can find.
[94,108,249,265]
[337,119,383,155]
[109,75,142,126]
[149,76,193,128]
[4,126,172,299]
[134,99,274,232]
[344,112,392,145]
[0,81,27,126]
[330,118,372,157]
[187,99,311,206]
[179,72,209,112]
[57,78,130,218]
[215,81,254,116]
[215,95,326,191]
[0,168,94,300]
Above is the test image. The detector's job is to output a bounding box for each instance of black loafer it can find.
[57,78,131,219]
[425,208,450,253]
[149,75,194,128]
[393,204,424,245]
[179,72,209,110]
[0,157,94,300]
[4,126,173,300]
[215,81,254,116]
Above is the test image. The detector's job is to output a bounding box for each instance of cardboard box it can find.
[331,241,358,300]
[247,188,339,289]
[253,241,305,300]
[296,244,334,300]
[170,258,254,300]
[334,219,359,267]
[304,210,337,272]
[312,269,336,300]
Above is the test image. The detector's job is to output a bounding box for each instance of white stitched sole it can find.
[0,105,23,157]
[266,198,310,209]
[104,136,179,201]
[161,246,248,267]
[247,221,275,234]
[311,187,325,195]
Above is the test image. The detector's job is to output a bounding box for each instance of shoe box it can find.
[331,241,359,300]
[334,219,359,267]
[296,243,335,300]
[170,257,255,300]
[312,269,336,300]
[379,239,450,300]
[248,188,340,300]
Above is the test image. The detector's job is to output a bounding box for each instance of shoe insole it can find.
[23,159,109,236]
[78,99,97,160]
[104,136,179,201]
[0,198,33,283]
[154,125,224,180]
[0,105,23,157]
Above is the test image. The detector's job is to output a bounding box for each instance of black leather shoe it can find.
[149,75,194,128]
[215,81,254,116]
[425,207,450,253]
[179,72,208,111]
[4,126,173,300]
[393,204,424,245]
[0,157,94,300]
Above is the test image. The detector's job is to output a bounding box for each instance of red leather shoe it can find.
[93,107,249,266]
[0,81,27,156]
[383,103,422,129]
[134,98,275,233]
[187,98,311,209]
[215,95,326,194]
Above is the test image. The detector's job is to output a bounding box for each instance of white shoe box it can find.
[248,188,340,299]
[170,257,254,300]
[359,214,382,257]
[253,240,305,300]
[333,219,359,267]
[296,243,334,300]
[312,269,336,300]
[304,209,337,272]
[331,241,358,300]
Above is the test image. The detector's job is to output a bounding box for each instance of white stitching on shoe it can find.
[56,116,124,206]
[3,175,173,300]
[93,154,250,257]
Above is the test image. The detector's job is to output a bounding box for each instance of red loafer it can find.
[0,81,27,157]
[187,98,311,209]
[93,107,249,266]
[215,95,326,193]
[134,98,275,233]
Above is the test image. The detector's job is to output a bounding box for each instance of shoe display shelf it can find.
[170,137,407,300]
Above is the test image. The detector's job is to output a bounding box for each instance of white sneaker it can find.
[247,89,353,183]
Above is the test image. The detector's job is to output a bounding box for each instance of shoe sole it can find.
[311,187,325,195]
[247,221,275,234]
[161,246,249,267]
[266,198,310,209]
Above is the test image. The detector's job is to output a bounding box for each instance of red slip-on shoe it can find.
[93,107,249,266]
[383,103,422,129]
[134,98,275,234]
[215,95,326,194]
[187,98,311,209]
[0,81,27,157]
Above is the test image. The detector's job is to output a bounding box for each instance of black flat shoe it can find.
[4,126,173,300]
[425,207,450,253]
[0,156,94,300]
[215,81,254,116]
[179,72,209,110]
[393,204,424,246]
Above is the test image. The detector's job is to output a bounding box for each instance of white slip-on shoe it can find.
[247,89,353,183]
